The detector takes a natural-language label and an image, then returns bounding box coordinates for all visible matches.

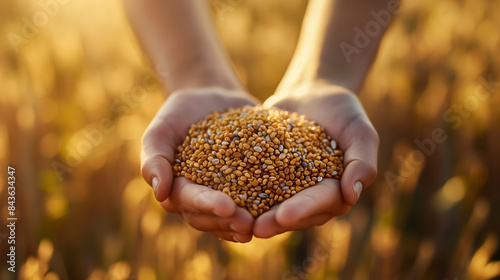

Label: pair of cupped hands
[141,82,379,242]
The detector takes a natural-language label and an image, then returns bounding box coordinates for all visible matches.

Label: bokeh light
[1,0,499,279]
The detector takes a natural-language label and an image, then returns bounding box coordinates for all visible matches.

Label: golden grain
[173,106,343,217]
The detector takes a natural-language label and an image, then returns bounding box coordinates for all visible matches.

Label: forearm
[279,0,398,93]
[124,0,243,93]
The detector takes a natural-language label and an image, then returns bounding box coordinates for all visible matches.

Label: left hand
[253,82,379,238]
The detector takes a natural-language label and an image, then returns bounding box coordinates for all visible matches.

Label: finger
[166,177,237,218]
[180,207,254,234]
[142,91,258,202]
[282,214,332,232]
[252,206,279,238]
[253,180,349,238]
[141,113,180,202]
[274,179,349,226]
[340,117,379,205]
[141,154,173,202]
[263,94,299,112]
[160,198,181,213]
[211,231,253,243]
[253,210,333,239]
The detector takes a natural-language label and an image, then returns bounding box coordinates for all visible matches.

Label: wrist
[155,48,245,94]
[161,66,244,94]
[275,72,356,98]
[276,57,362,95]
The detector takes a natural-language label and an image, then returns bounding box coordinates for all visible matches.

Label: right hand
[141,87,260,242]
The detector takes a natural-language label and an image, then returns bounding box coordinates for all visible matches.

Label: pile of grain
[173,106,343,217]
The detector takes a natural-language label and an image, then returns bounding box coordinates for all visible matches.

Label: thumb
[339,119,379,206]
[141,120,179,202]
[141,154,174,202]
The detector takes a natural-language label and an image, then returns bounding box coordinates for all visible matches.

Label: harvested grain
[173,106,344,217]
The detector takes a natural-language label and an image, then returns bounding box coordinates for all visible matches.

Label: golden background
[0,0,499,279]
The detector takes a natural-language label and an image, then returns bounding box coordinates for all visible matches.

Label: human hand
[253,83,379,238]
[141,87,260,242]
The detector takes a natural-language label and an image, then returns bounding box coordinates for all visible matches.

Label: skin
[125,0,393,241]
[141,88,258,242]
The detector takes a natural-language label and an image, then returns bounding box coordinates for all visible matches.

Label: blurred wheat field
[0,0,499,279]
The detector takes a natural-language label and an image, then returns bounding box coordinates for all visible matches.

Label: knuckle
[161,200,179,213]
[360,123,379,144]
[141,154,170,174]
[350,118,379,145]
[368,127,380,147]
[181,211,194,223]
[140,156,158,179]
[193,192,210,207]
[327,203,350,216]
[141,125,157,144]
[365,162,378,183]
[338,205,351,216]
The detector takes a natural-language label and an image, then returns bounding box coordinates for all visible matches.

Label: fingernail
[232,236,239,243]
[229,223,238,232]
[213,209,223,217]
[353,181,363,202]
[152,177,159,197]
